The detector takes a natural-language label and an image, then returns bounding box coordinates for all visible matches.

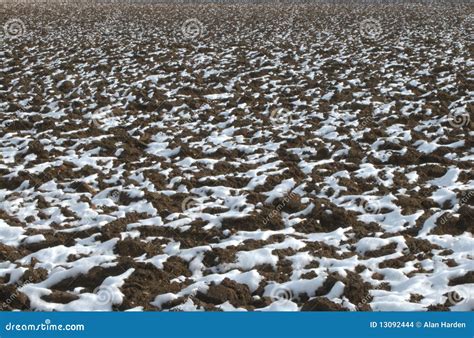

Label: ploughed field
[0,3,473,311]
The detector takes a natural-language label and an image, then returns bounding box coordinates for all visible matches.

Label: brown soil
[301,297,348,311]
[1,2,471,312]
[195,278,252,308]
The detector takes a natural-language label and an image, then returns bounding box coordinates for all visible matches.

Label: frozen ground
[0,2,473,311]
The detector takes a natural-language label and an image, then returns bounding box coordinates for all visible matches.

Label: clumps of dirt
[0,243,22,262]
[1,2,472,313]
[117,191,142,206]
[221,208,285,231]
[426,303,451,311]
[51,260,135,292]
[362,243,398,258]
[41,291,79,304]
[163,256,192,278]
[202,247,238,268]
[303,241,352,260]
[114,239,147,257]
[372,272,385,280]
[0,285,30,310]
[378,254,414,269]
[301,297,347,311]
[416,164,448,180]
[455,205,474,233]
[19,229,94,253]
[119,261,185,311]
[143,192,192,218]
[314,271,373,310]
[404,236,441,259]
[314,146,331,160]
[70,181,97,194]
[195,278,252,308]
[158,296,189,310]
[20,267,49,285]
[113,238,163,258]
[408,293,423,304]
[270,193,305,213]
[254,259,293,284]
[58,80,74,93]
[448,271,474,286]
[133,221,222,249]
[51,257,191,310]
[314,272,345,296]
[178,222,223,248]
[337,177,364,195]
[0,210,25,228]
[27,140,49,160]
[342,271,373,310]
[395,195,438,215]
[98,213,149,241]
[301,271,318,279]
[295,198,381,237]
[431,205,474,236]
